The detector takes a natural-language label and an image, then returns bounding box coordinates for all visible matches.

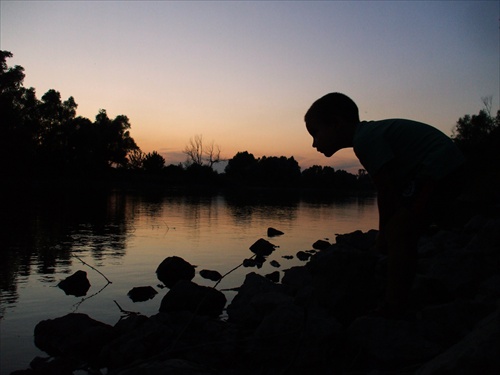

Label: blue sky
[1,1,498,172]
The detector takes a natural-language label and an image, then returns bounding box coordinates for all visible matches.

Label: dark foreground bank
[11,212,500,375]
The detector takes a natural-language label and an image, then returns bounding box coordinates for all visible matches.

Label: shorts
[399,166,464,220]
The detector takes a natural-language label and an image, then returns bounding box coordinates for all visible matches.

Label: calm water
[0,189,378,374]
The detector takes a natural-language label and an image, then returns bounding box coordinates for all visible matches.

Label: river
[0,188,378,374]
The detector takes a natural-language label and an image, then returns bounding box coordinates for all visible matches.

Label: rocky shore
[12,213,500,375]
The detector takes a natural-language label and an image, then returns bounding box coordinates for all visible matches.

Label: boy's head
[305,92,359,157]
[305,92,360,125]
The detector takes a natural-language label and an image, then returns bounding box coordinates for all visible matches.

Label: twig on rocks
[213,255,254,289]
[114,300,140,317]
[73,255,113,284]
[72,281,111,312]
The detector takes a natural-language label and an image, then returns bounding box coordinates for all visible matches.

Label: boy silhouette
[305,92,464,317]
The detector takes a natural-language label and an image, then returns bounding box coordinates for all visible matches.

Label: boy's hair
[305,92,360,125]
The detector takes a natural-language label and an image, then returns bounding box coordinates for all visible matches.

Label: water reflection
[1,188,378,374]
[225,190,300,225]
[1,189,378,314]
[1,188,131,310]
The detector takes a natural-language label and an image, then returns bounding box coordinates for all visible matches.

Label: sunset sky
[1,1,499,172]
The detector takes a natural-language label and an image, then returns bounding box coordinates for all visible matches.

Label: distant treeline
[1,50,499,194]
[114,153,374,192]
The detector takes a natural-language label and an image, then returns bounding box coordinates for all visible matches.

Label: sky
[1,1,499,173]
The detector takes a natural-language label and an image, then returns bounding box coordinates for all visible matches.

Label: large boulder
[227,272,290,327]
[306,247,380,324]
[346,316,444,371]
[100,314,175,370]
[417,307,500,375]
[34,313,115,366]
[109,358,217,375]
[156,256,195,288]
[159,280,226,317]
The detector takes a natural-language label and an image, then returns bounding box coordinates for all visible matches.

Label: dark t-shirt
[353,119,464,182]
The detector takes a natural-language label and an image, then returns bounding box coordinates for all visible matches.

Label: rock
[335,229,378,251]
[249,238,277,257]
[127,286,158,302]
[242,257,264,268]
[312,239,331,250]
[101,314,174,370]
[292,307,343,371]
[34,313,115,366]
[420,299,496,345]
[199,269,222,282]
[417,308,500,375]
[17,222,500,375]
[110,358,217,375]
[463,214,489,233]
[265,271,280,283]
[347,316,443,370]
[267,227,284,237]
[156,256,195,288]
[412,275,454,307]
[57,270,91,297]
[29,356,74,375]
[159,280,226,317]
[227,272,289,327]
[296,250,311,261]
[307,247,380,324]
[249,303,304,362]
[270,260,281,268]
[243,258,256,267]
[282,266,313,292]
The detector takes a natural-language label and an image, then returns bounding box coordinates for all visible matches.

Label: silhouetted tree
[254,156,300,186]
[128,149,146,170]
[205,140,222,168]
[357,168,374,190]
[183,134,223,168]
[185,163,219,185]
[93,110,138,170]
[183,134,204,166]
[164,163,185,182]
[36,89,78,174]
[0,51,36,176]
[452,107,499,156]
[452,102,500,198]
[226,154,300,187]
[143,151,165,173]
[0,51,140,179]
[301,165,336,187]
[333,169,358,190]
[225,151,258,182]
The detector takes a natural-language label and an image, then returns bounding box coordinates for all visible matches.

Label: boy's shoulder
[357,118,445,139]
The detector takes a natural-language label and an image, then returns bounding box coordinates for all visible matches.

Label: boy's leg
[383,207,420,314]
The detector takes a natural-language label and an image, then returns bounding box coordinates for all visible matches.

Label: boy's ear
[333,116,344,130]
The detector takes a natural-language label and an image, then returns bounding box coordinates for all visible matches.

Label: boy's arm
[372,161,399,253]
[372,161,399,228]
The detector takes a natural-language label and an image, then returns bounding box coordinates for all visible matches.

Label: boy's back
[354,119,464,184]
